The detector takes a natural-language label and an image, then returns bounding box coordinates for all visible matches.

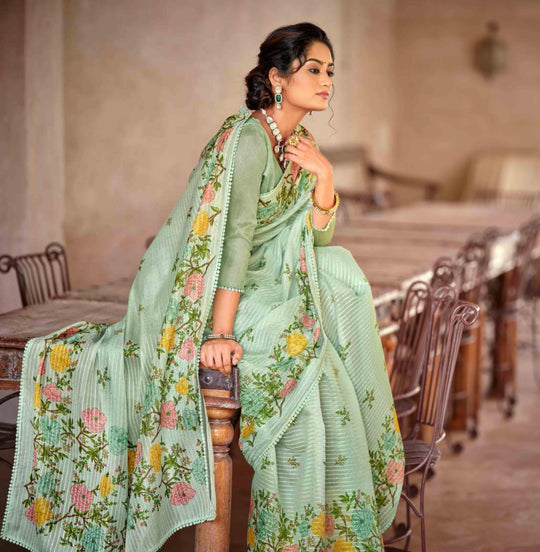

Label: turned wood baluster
[195,366,241,552]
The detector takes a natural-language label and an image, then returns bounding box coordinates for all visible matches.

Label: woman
[2,22,404,552]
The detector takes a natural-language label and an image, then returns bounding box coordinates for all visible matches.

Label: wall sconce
[474,21,508,79]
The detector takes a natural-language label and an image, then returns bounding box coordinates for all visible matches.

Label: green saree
[1,104,404,552]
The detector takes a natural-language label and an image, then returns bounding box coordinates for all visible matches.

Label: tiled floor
[1,307,539,551]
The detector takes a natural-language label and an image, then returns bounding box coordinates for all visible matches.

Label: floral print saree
[1,104,404,552]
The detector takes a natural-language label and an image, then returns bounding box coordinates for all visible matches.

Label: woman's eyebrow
[305,58,335,68]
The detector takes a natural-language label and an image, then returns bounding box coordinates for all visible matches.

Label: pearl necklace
[260,108,287,165]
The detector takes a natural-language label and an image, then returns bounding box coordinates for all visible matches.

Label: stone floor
[1,306,539,551]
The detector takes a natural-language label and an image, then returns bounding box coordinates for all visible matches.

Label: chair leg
[532,299,540,387]
[404,474,412,551]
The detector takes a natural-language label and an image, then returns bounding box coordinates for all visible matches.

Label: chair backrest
[430,256,463,294]
[412,285,479,445]
[461,150,540,208]
[455,232,492,302]
[390,280,432,400]
[514,214,540,299]
[0,242,70,307]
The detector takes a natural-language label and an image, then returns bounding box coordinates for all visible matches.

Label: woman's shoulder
[237,116,269,154]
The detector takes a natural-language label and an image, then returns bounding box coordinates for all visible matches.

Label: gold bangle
[311,188,339,215]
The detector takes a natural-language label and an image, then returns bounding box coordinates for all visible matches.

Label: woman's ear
[268,67,283,89]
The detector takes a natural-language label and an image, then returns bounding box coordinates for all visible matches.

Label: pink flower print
[160,401,178,429]
[41,383,62,402]
[386,460,405,485]
[216,128,232,152]
[249,498,254,518]
[178,337,196,361]
[202,183,215,203]
[184,273,204,300]
[82,407,107,433]
[57,326,79,339]
[170,481,196,505]
[70,483,93,511]
[313,327,320,342]
[325,513,335,536]
[283,546,299,552]
[279,379,297,398]
[301,313,315,329]
[299,248,307,272]
[37,358,45,376]
[24,503,35,524]
[134,441,142,466]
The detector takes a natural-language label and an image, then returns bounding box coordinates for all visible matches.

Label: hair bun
[245,68,274,111]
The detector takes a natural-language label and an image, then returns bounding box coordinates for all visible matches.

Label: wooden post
[490,269,518,416]
[195,367,241,552]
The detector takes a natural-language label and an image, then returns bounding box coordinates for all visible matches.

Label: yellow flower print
[247,526,255,547]
[33,497,53,526]
[311,512,326,538]
[175,377,189,395]
[160,325,175,351]
[332,537,355,552]
[241,420,254,439]
[286,332,308,356]
[99,474,114,497]
[34,383,41,409]
[149,443,162,471]
[127,449,136,473]
[192,211,209,236]
[393,409,400,434]
[50,344,71,373]
[305,210,312,231]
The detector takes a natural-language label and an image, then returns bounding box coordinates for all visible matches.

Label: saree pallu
[1,104,404,552]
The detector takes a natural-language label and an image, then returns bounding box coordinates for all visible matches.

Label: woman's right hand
[199,338,243,376]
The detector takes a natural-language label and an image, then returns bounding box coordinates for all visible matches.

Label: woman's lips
[317,92,329,98]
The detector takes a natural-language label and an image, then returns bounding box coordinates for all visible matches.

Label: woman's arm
[211,288,241,334]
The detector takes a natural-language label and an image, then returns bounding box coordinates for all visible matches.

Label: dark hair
[245,22,335,110]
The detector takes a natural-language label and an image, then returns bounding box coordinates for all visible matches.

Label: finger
[223,352,231,373]
[214,351,222,370]
[220,351,231,374]
[199,350,206,368]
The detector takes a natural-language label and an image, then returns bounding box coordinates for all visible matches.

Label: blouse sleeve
[216,124,267,293]
[311,209,336,246]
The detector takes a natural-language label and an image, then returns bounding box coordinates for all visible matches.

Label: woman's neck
[259,104,307,141]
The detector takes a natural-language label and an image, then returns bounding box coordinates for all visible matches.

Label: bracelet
[205,333,236,341]
[311,188,340,215]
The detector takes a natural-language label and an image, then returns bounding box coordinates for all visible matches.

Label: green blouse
[216,116,336,293]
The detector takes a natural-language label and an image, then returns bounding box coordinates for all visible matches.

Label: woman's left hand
[283,136,333,180]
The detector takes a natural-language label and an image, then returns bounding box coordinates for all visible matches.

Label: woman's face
[277,41,334,113]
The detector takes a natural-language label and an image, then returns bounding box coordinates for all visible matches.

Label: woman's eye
[309,68,335,77]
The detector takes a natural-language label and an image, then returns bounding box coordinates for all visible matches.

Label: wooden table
[0,200,537,551]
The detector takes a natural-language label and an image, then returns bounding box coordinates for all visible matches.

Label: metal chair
[0,241,71,307]
[0,242,71,466]
[384,285,480,552]
[390,280,432,431]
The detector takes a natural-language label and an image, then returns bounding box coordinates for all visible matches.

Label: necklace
[260,108,288,167]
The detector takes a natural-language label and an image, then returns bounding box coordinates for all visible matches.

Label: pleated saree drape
[2,104,404,552]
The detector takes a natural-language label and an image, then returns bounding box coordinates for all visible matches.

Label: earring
[274,85,282,110]
[309,111,313,115]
